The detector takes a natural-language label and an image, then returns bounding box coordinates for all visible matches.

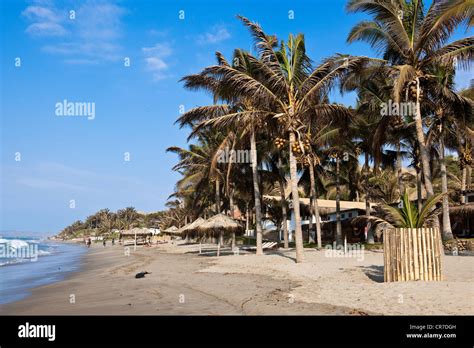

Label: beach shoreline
[1,242,473,315]
[0,239,88,305]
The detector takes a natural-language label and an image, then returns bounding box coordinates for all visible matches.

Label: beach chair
[241,241,278,251]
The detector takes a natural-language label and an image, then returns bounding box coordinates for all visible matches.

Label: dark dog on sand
[135,271,151,279]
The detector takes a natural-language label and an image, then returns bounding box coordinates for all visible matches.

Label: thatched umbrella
[449,204,474,218]
[179,218,205,238]
[162,226,179,234]
[195,214,244,256]
[177,217,206,253]
[120,228,152,250]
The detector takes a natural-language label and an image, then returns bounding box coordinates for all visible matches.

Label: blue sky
[1,0,472,234]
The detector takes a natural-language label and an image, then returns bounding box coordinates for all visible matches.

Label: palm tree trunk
[364,153,370,216]
[396,143,403,196]
[245,203,250,230]
[289,131,305,263]
[229,187,236,249]
[308,196,314,244]
[414,77,434,197]
[250,126,263,255]
[416,166,423,212]
[467,165,472,190]
[335,157,342,245]
[461,166,467,204]
[215,178,221,214]
[309,158,322,248]
[278,176,289,248]
[440,135,454,240]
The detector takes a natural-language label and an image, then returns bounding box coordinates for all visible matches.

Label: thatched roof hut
[162,226,179,235]
[179,218,205,238]
[120,227,152,237]
[188,214,244,240]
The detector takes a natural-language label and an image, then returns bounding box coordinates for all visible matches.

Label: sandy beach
[1,242,473,315]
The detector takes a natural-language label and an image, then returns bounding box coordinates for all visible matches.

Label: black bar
[0,315,472,346]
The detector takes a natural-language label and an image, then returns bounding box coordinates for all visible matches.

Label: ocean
[0,236,87,305]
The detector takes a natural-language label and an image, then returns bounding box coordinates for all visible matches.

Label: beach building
[262,195,376,243]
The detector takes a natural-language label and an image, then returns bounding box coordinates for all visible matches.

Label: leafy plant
[382,191,444,228]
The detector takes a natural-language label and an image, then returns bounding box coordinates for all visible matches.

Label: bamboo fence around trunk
[383,228,442,282]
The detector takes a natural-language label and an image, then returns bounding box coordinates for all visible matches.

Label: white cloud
[25,22,67,37]
[142,43,173,81]
[197,26,231,45]
[22,4,67,37]
[76,2,125,41]
[23,0,126,64]
[145,57,167,70]
[22,5,61,22]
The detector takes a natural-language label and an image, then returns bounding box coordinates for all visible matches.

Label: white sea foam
[37,250,52,256]
[0,239,54,266]
[0,239,29,249]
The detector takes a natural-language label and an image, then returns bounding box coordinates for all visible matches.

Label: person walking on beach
[103,239,106,247]
[87,238,91,248]
[112,238,115,246]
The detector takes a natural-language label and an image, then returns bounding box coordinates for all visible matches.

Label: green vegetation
[57,207,164,240]
[382,191,445,228]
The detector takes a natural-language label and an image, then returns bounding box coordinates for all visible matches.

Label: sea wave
[37,250,53,256]
[0,238,31,249]
[0,238,56,267]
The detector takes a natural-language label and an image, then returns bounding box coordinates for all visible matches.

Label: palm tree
[264,151,291,248]
[167,129,227,218]
[305,125,341,247]
[98,209,115,235]
[116,207,139,230]
[425,65,473,239]
[183,17,362,262]
[456,82,474,204]
[179,50,269,255]
[347,0,473,199]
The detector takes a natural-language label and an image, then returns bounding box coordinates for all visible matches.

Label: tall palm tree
[456,82,474,203]
[264,151,291,248]
[179,50,269,255]
[305,125,341,247]
[425,65,473,239]
[180,17,362,262]
[347,0,473,199]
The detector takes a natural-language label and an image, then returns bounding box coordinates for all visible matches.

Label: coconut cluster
[274,137,286,149]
